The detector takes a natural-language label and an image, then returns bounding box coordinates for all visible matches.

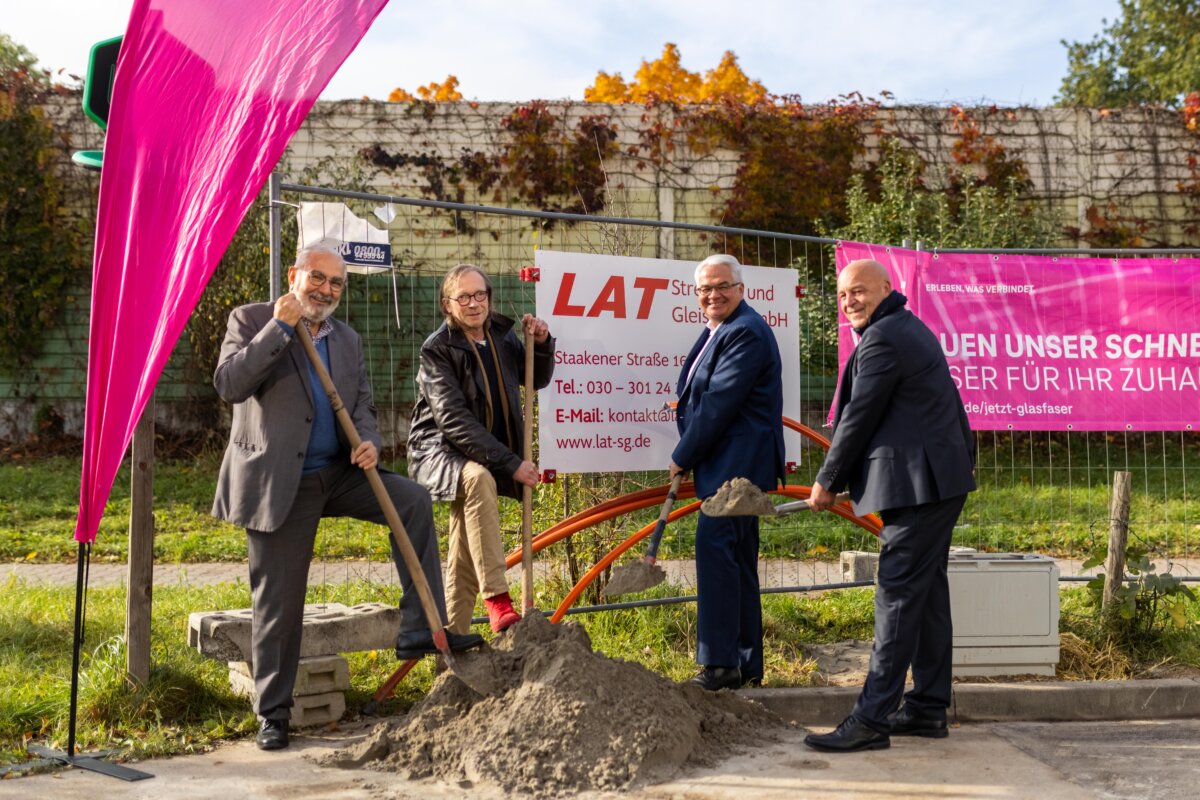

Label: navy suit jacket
[815,296,975,515]
[673,299,786,499]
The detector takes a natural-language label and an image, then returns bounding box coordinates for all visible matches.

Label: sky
[4,0,1120,106]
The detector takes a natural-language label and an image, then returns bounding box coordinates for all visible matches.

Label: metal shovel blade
[442,646,508,696]
[602,558,667,597]
[700,477,784,517]
[699,478,852,517]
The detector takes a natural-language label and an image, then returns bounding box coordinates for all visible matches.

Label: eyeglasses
[448,290,489,306]
[304,270,346,291]
[696,281,742,297]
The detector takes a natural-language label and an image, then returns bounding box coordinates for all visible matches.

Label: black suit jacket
[816,295,975,515]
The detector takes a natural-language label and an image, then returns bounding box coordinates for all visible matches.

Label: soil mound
[313,613,781,797]
[700,477,777,517]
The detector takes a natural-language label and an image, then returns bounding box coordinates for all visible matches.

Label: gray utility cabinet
[948,553,1060,677]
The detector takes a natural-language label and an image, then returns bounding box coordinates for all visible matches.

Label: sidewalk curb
[742,678,1200,726]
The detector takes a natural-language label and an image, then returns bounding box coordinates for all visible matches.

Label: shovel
[295,323,498,694]
[700,477,851,517]
[521,327,536,615]
[602,473,682,597]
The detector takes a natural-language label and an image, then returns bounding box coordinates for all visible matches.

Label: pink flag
[76,0,388,542]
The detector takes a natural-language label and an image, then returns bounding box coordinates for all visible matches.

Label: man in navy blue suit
[805,258,976,753]
[671,254,786,691]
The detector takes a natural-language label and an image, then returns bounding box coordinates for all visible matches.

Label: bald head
[837,259,893,329]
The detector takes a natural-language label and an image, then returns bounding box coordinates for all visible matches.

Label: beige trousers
[445,461,510,633]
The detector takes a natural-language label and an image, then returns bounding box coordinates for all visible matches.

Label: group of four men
[213,245,974,756]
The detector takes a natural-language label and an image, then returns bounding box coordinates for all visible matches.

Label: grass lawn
[3,442,1198,769]
[4,443,1200,565]
[1,577,1196,769]
[0,578,871,767]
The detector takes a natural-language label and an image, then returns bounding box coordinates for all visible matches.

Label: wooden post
[125,395,155,684]
[1102,470,1131,613]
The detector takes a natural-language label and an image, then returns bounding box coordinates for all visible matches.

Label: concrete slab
[7,719,1196,800]
[187,603,400,662]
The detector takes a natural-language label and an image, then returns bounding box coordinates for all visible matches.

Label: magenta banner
[76,0,388,543]
[835,242,1200,431]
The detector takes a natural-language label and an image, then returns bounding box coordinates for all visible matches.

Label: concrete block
[290,691,346,728]
[840,551,879,583]
[188,602,400,662]
[228,655,350,698]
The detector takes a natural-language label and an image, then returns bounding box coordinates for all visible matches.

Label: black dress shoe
[889,705,949,738]
[395,629,485,660]
[688,666,741,691]
[804,716,890,753]
[256,718,289,751]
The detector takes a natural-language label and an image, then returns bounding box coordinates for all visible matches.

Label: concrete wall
[6,97,1197,441]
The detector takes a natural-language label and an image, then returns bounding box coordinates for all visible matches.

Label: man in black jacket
[408,264,555,633]
[804,258,976,753]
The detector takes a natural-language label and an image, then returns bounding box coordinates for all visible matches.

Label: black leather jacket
[407,313,555,501]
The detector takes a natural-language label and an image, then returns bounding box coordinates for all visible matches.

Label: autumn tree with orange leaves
[584,43,766,104]
[388,75,462,102]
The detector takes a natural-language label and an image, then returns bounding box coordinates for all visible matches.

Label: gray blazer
[210,302,381,532]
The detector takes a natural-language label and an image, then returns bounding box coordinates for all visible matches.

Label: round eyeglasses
[449,290,489,305]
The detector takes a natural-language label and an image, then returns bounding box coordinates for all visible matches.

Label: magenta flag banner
[835,241,1200,432]
[75,0,388,543]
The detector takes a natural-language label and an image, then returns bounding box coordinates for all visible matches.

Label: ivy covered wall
[5,94,1199,443]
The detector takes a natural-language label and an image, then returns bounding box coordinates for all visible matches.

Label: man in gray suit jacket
[212,244,481,751]
[805,258,975,753]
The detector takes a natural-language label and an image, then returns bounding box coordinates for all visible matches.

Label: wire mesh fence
[277,181,1200,609]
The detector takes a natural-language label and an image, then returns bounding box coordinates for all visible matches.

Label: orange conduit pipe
[550,500,702,623]
[501,412,881,614]
[549,485,880,622]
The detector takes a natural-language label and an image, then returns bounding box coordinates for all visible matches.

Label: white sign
[535,250,802,474]
[298,202,392,274]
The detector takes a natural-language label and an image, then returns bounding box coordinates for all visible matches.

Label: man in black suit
[672,254,786,691]
[804,258,975,753]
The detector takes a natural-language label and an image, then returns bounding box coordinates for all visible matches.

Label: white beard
[296,289,339,322]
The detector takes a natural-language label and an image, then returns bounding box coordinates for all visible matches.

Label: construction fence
[274,181,1200,602]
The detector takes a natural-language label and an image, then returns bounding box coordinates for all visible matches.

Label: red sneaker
[483,592,520,633]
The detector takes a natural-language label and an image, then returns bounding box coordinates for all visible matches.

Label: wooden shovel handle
[521,328,535,613]
[295,323,448,654]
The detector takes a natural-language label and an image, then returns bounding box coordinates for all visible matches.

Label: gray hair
[294,242,346,273]
[440,263,494,327]
[695,253,743,284]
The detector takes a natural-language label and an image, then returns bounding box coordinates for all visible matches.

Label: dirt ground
[309,613,783,798]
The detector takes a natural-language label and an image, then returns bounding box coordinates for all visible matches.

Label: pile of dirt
[699,477,777,517]
[312,613,782,797]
